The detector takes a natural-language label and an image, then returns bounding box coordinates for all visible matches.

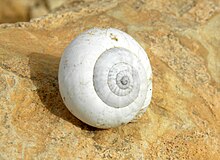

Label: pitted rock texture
[0,0,220,159]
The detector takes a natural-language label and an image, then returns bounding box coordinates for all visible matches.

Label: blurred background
[0,0,68,23]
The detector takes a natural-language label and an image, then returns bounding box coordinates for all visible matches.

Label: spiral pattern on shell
[93,47,142,108]
[58,28,152,128]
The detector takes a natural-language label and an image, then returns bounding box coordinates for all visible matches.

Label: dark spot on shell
[110,33,118,41]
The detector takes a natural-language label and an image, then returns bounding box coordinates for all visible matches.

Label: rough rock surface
[0,0,220,159]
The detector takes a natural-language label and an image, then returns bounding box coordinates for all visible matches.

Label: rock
[29,0,49,19]
[0,0,220,159]
[46,0,68,10]
[0,0,30,23]
[0,0,68,23]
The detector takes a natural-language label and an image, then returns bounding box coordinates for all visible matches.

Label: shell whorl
[93,47,145,108]
[59,28,152,128]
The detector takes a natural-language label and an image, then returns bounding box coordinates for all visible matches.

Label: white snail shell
[58,28,152,128]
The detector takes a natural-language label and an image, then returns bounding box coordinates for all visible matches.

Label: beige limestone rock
[0,0,220,159]
[0,0,30,23]
[0,0,68,23]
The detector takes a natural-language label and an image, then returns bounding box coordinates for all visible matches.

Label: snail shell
[58,28,152,128]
